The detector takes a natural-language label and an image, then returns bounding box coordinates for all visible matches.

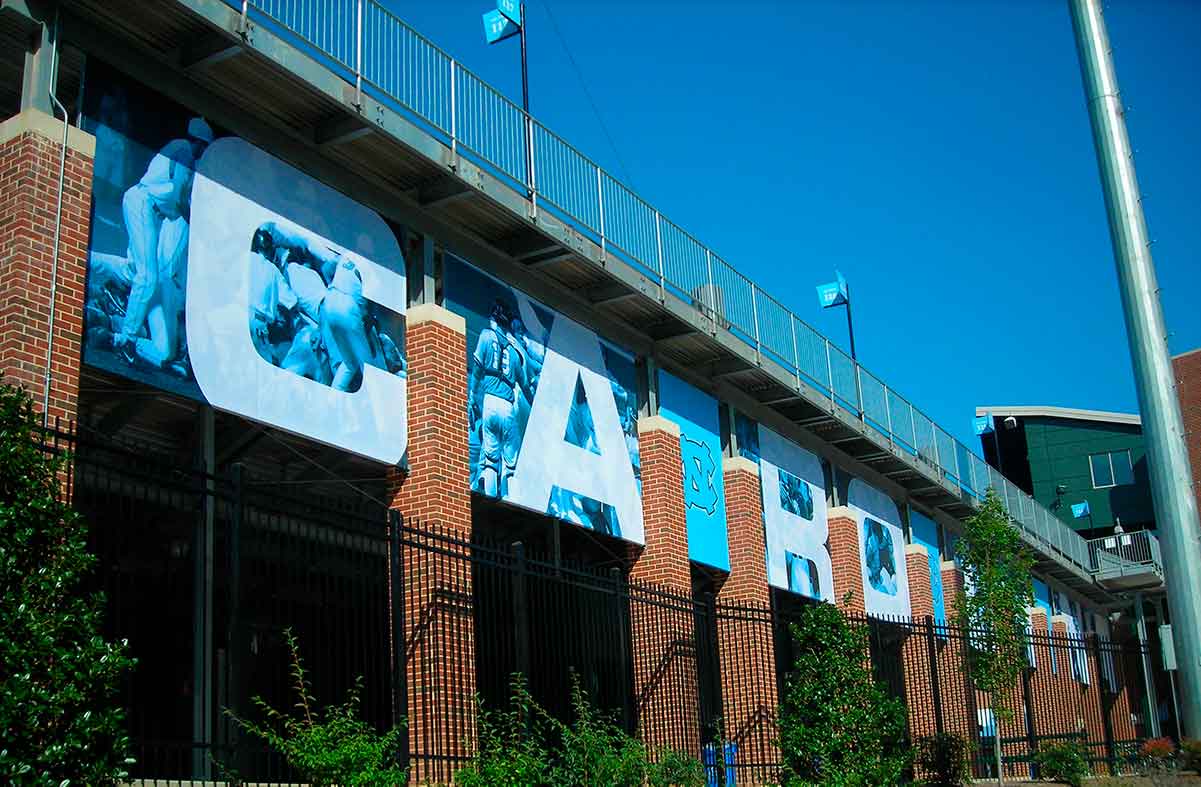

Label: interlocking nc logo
[681,435,718,515]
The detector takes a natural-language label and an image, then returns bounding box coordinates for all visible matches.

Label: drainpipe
[42,9,69,428]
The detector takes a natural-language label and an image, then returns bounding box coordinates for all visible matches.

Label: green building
[975,406,1154,538]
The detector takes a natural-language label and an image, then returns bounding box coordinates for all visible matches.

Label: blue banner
[909,509,946,624]
[847,478,910,617]
[658,372,728,571]
[444,255,643,544]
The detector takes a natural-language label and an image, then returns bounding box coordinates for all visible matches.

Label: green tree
[776,598,909,786]
[954,489,1035,785]
[0,383,135,784]
[226,629,407,786]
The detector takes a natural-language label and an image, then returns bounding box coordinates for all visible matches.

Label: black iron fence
[40,421,1162,785]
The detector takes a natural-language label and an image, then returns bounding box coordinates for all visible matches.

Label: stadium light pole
[1068,0,1201,737]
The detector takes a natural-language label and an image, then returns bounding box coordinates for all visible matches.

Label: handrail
[1087,531,1164,578]
[230,0,1104,579]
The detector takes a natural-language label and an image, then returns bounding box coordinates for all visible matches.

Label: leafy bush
[226,629,406,786]
[648,746,706,787]
[0,383,136,785]
[456,673,704,787]
[776,597,909,786]
[1180,738,1201,772]
[1139,736,1176,770]
[1033,739,1090,787]
[914,733,972,786]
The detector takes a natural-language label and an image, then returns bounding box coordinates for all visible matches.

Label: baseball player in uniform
[469,302,527,497]
[113,117,213,356]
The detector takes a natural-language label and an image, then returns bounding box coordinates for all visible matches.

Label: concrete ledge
[940,559,958,571]
[406,302,465,334]
[1050,613,1071,627]
[0,108,95,156]
[904,542,929,558]
[722,455,759,477]
[637,414,680,437]
[827,505,854,519]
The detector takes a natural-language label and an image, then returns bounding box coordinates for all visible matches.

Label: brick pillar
[827,506,865,614]
[938,562,975,750]
[717,456,777,784]
[1051,615,1084,741]
[387,303,475,783]
[902,544,940,761]
[0,109,94,424]
[629,414,700,757]
[1028,609,1060,741]
[1173,349,1201,516]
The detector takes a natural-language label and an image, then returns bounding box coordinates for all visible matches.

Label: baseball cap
[187,117,214,143]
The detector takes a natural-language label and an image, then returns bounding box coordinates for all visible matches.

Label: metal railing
[1087,531,1164,579]
[231,0,1103,578]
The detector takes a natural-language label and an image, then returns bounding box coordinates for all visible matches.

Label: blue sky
[386,0,1199,450]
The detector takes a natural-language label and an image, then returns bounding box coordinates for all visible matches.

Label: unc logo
[681,435,718,515]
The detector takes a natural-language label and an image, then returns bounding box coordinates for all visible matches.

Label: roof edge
[974,405,1141,427]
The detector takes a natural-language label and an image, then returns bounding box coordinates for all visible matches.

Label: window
[1090,450,1134,488]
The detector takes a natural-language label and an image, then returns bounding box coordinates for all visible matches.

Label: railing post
[932,424,943,480]
[654,211,665,300]
[511,541,530,679]
[824,338,835,412]
[968,450,977,497]
[239,0,249,36]
[611,567,632,733]
[884,384,893,448]
[354,0,364,109]
[750,285,761,362]
[909,405,918,457]
[789,313,801,390]
[854,361,864,421]
[449,59,458,161]
[388,509,409,770]
[526,116,538,220]
[925,615,944,735]
[705,249,717,335]
[597,166,605,261]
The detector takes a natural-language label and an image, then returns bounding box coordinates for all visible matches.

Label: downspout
[42,8,69,428]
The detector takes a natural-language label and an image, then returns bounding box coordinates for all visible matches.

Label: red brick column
[1051,615,1085,741]
[1174,349,1201,516]
[0,110,94,424]
[717,456,777,783]
[828,506,865,615]
[387,303,475,783]
[902,544,940,757]
[938,562,976,750]
[629,414,701,758]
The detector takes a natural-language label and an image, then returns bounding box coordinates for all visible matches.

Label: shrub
[0,383,136,785]
[648,747,706,787]
[914,733,972,786]
[1180,738,1201,772]
[776,597,909,786]
[456,673,704,787]
[226,629,406,786]
[1034,739,1090,787]
[1139,736,1176,770]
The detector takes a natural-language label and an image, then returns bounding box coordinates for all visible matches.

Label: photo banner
[736,414,832,602]
[847,478,910,617]
[908,509,946,623]
[81,60,408,464]
[658,372,728,571]
[444,255,643,544]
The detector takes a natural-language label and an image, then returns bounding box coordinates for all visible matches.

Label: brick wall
[717,456,777,781]
[828,506,865,614]
[0,110,94,424]
[386,303,475,782]
[1174,348,1201,515]
[936,562,976,749]
[629,414,701,756]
